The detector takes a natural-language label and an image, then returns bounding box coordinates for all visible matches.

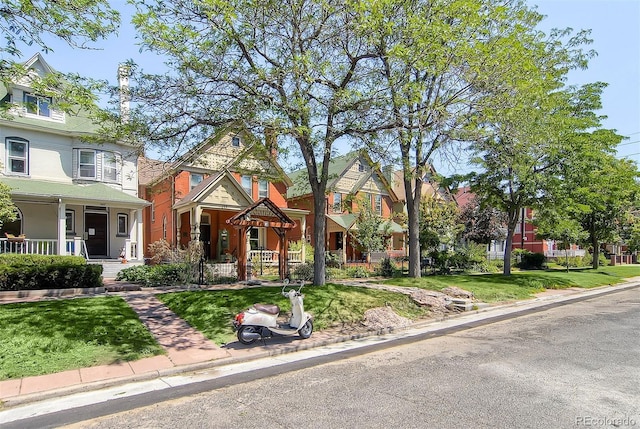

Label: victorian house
[139,125,309,275]
[0,54,148,262]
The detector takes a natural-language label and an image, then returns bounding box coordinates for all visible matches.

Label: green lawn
[156,284,430,345]
[0,296,164,380]
[384,265,640,302]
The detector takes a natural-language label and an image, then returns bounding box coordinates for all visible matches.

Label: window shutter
[72,149,78,179]
[96,151,103,181]
[116,153,122,184]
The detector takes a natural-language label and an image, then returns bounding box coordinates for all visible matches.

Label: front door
[85,212,108,258]
[200,224,211,260]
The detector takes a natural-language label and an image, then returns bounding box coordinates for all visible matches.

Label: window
[241,175,252,197]
[103,153,118,182]
[117,213,129,236]
[258,179,268,198]
[249,228,261,250]
[6,138,28,174]
[190,173,204,190]
[24,93,51,117]
[232,136,241,147]
[358,162,365,172]
[162,215,167,239]
[65,210,75,234]
[374,194,382,214]
[79,150,96,178]
[151,201,155,222]
[333,193,342,213]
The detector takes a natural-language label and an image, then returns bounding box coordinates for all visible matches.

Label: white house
[0,53,148,261]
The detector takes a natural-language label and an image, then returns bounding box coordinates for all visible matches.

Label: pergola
[226,197,297,281]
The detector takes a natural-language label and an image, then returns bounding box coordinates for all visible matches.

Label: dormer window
[24,93,51,117]
[232,136,241,147]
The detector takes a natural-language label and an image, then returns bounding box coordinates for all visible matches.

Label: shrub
[292,262,314,281]
[346,265,370,278]
[581,252,609,267]
[378,257,397,277]
[117,263,193,287]
[0,254,86,266]
[0,263,102,291]
[449,243,488,272]
[518,252,546,270]
[325,252,341,268]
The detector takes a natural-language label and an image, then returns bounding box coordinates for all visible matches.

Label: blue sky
[30,0,640,168]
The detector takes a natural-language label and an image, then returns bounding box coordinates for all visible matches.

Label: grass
[0,296,164,380]
[156,284,430,345]
[384,265,640,302]
[3,264,639,380]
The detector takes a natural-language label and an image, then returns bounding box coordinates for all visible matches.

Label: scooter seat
[254,303,280,315]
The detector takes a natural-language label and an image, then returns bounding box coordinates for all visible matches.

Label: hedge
[0,255,102,291]
[0,254,87,266]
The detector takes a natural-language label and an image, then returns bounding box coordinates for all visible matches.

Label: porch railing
[545,249,586,258]
[0,238,58,255]
[247,249,304,266]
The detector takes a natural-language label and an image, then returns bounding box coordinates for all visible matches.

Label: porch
[0,237,140,261]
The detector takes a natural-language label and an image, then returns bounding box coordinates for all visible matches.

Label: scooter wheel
[298,319,313,339]
[237,326,259,345]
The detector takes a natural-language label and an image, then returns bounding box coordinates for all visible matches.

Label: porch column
[191,206,202,242]
[237,227,247,280]
[57,200,66,255]
[136,208,144,261]
[300,215,306,262]
[342,228,347,264]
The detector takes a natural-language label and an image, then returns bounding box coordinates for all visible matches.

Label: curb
[2,279,639,410]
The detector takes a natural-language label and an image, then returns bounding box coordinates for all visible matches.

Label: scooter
[233,281,313,345]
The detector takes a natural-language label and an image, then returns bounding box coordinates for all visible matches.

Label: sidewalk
[1,278,639,408]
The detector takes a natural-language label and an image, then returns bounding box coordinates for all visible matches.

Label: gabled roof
[144,123,292,188]
[287,150,398,201]
[227,198,296,229]
[0,176,149,208]
[173,170,254,210]
[0,53,102,136]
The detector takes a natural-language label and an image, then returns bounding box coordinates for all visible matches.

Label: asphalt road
[43,286,639,429]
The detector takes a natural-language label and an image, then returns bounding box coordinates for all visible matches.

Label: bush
[518,252,546,270]
[292,262,314,281]
[378,257,397,277]
[116,263,193,287]
[449,243,488,272]
[325,252,341,268]
[346,265,370,278]
[580,252,609,267]
[0,263,102,291]
[0,254,87,266]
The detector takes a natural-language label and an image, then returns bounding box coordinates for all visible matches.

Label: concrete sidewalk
[1,278,639,408]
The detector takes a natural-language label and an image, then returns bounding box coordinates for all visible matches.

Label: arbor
[121,0,380,285]
[354,0,588,277]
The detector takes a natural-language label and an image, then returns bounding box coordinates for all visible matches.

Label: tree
[458,196,507,246]
[117,0,380,285]
[469,81,608,275]
[0,182,17,227]
[0,0,119,221]
[535,215,588,272]
[542,135,639,269]
[0,0,119,117]
[353,0,591,277]
[349,198,389,264]
[419,195,461,254]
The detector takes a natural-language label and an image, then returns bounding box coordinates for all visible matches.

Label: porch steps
[89,260,143,279]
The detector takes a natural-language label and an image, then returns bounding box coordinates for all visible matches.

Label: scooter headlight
[234,313,244,327]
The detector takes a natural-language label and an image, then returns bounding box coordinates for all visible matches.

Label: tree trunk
[591,235,600,270]
[503,208,520,276]
[312,193,327,285]
[405,175,422,278]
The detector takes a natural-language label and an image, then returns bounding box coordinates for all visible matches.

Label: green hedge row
[0,254,87,266]
[0,255,103,291]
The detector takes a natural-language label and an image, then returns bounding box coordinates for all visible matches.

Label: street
[19,287,640,428]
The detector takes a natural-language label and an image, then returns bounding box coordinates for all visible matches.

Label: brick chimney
[265,126,277,158]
